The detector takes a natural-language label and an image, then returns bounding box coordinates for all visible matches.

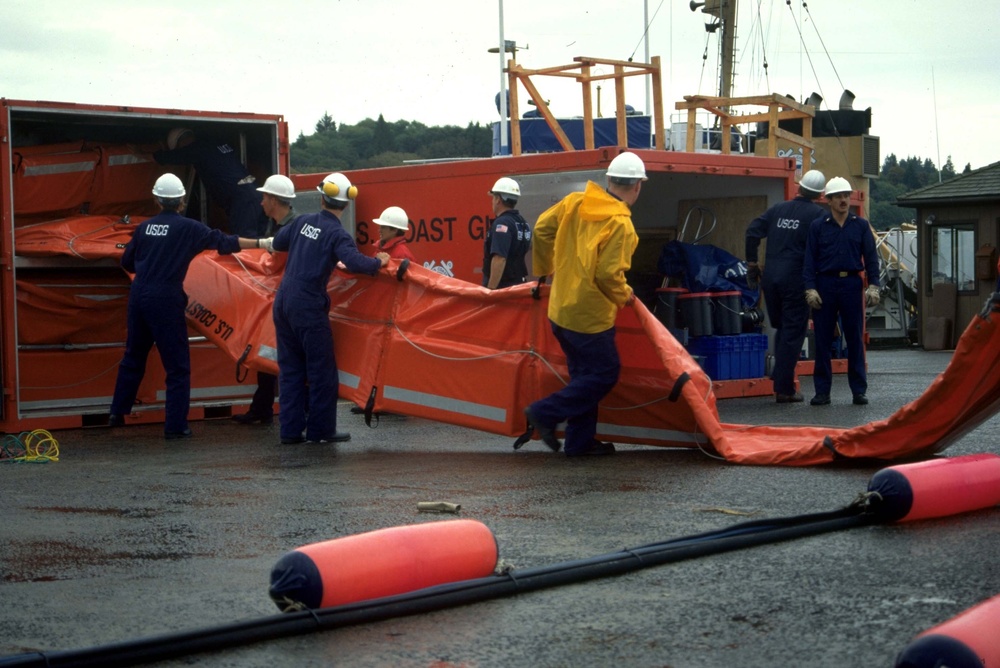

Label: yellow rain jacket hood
[533,180,639,333]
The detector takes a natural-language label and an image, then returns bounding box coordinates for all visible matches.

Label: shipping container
[0,98,289,431]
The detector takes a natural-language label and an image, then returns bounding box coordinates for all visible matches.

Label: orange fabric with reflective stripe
[13,143,99,219]
[324,265,714,445]
[15,276,130,345]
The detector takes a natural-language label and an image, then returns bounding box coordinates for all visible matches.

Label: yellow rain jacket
[533,181,639,334]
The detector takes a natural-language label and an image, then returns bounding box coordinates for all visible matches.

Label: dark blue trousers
[111,288,191,433]
[228,185,267,237]
[274,291,339,442]
[812,274,867,397]
[248,372,277,417]
[529,323,620,455]
[761,268,809,395]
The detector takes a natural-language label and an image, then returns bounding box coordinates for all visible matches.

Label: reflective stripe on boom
[384,385,507,423]
[23,161,98,175]
[107,154,151,166]
[597,421,709,445]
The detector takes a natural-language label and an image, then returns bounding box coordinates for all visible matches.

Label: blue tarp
[491,116,652,156]
[657,240,760,308]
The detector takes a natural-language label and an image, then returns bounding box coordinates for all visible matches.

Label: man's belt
[237,175,256,186]
[821,271,852,278]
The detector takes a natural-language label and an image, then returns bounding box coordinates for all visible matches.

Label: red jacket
[379,236,415,261]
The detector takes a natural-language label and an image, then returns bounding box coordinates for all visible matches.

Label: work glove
[865,284,880,307]
[257,237,275,254]
[805,289,822,310]
[746,262,761,290]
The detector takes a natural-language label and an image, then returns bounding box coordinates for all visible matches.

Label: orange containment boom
[17,218,1000,466]
[15,214,142,260]
[895,592,1000,667]
[269,519,499,611]
[181,256,1000,466]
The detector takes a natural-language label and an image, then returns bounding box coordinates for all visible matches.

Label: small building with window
[896,161,1000,349]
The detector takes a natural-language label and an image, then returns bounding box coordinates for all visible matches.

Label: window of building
[929,221,976,293]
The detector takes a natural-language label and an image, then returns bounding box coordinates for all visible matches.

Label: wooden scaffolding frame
[674,93,816,165]
[504,56,666,156]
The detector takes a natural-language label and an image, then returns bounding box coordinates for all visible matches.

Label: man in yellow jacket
[525,152,646,456]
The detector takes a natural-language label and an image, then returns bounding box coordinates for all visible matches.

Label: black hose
[0,507,873,668]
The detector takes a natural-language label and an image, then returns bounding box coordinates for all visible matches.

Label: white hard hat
[166,128,193,150]
[152,173,186,198]
[257,174,296,200]
[489,177,521,199]
[799,169,827,195]
[607,151,648,180]
[824,176,853,197]
[373,206,410,231]
[317,172,357,202]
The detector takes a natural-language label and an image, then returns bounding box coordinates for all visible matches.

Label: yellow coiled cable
[0,429,60,463]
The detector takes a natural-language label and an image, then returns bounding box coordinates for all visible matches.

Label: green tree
[870,178,915,229]
[868,153,951,229]
[394,120,429,153]
[901,158,922,191]
[290,114,493,172]
[941,156,956,181]
[373,114,395,155]
[339,123,376,161]
[315,112,336,134]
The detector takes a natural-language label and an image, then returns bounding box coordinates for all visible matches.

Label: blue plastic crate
[742,333,767,379]
[687,335,737,380]
[687,333,768,380]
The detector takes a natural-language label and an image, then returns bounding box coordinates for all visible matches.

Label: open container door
[0,98,288,431]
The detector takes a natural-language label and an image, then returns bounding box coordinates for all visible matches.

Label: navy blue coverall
[243,208,298,421]
[271,209,381,442]
[745,196,826,395]
[803,212,880,398]
[482,209,532,288]
[111,211,241,434]
[154,140,267,237]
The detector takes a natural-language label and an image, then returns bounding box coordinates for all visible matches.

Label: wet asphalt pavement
[1,348,998,668]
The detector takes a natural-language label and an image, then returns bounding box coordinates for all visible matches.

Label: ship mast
[691,0,738,103]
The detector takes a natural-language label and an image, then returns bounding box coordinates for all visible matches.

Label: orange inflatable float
[896,592,1000,667]
[269,519,499,611]
[867,453,1000,523]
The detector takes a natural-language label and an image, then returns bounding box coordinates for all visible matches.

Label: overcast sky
[4,0,998,172]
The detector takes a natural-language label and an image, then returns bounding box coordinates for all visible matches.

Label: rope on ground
[0,430,60,463]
